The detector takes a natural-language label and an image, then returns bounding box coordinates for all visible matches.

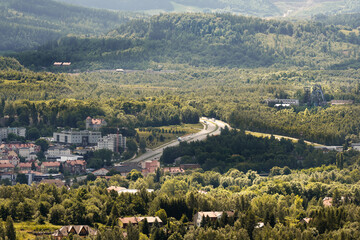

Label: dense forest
[161,128,341,173]
[0,0,143,52]
[13,13,360,71]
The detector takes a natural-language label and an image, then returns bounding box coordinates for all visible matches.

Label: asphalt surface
[128,117,230,163]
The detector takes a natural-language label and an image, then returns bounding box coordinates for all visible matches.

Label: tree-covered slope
[56,0,360,18]
[14,13,360,70]
[0,0,143,52]
[56,0,280,17]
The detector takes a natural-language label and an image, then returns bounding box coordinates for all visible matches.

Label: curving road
[128,117,230,163]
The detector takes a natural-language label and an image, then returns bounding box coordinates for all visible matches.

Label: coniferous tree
[5,216,16,240]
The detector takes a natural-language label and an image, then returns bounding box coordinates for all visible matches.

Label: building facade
[96,134,126,152]
[53,130,101,145]
[0,127,26,140]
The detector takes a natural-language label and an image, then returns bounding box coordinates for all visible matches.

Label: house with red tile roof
[85,116,107,130]
[64,160,86,174]
[0,163,15,173]
[40,162,60,173]
[119,216,162,228]
[17,162,38,171]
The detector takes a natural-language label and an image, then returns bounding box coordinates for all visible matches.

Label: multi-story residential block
[0,127,26,140]
[53,130,101,145]
[96,134,126,152]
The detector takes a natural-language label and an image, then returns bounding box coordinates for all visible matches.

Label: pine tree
[140,218,150,236]
[0,222,5,240]
[5,216,16,240]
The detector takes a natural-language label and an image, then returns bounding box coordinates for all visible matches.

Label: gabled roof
[0,163,15,168]
[66,160,86,166]
[18,162,38,168]
[52,225,97,237]
[40,179,65,188]
[42,162,60,167]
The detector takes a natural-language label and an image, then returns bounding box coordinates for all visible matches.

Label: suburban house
[351,143,360,151]
[163,167,184,174]
[40,162,60,173]
[40,179,65,188]
[299,217,312,224]
[52,225,97,239]
[0,163,15,173]
[330,100,354,105]
[17,162,38,171]
[64,160,86,174]
[92,168,110,176]
[141,160,160,176]
[193,211,234,227]
[112,164,142,177]
[323,197,333,207]
[119,216,163,228]
[85,116,107,130]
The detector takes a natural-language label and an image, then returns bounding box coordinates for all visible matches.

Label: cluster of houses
[0,142,87,185]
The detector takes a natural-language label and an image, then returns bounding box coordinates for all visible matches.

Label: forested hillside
[13,13,360,70]
[2,56,360,145]
[55,0,360,18]
[56,0,280,17]
[0,0,143,52]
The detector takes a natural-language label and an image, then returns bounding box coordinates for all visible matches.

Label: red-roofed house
[141,160,160,176]
[119,216,162,228]
[0,163,15,173]
[18,162,38,171]
[64,160,86,174]
[85,117,107,130]
[41,162,60,173]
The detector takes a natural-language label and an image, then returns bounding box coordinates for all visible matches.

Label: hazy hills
[0,0,143,52]
[55,0,360,18]
[13,13,360,71]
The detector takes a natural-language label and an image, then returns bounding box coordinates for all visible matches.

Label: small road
[128,117,229,163]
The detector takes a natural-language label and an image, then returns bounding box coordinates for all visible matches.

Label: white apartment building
[53,130,101,145]
[96,134,126,152]
[0,127,26,140]
[47,146,71,157]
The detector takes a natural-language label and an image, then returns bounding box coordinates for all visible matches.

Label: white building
[0,127,26,140]
[351,143,360,151]
[53,130,101,145]
[47,146,71,157]
[96,134,126,152]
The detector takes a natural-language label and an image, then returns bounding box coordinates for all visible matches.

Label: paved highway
[128,117,230,163]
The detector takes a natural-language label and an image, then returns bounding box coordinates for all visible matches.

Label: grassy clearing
[136,123,204,149]
[12,221,61,240]
[340,29,360,36]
